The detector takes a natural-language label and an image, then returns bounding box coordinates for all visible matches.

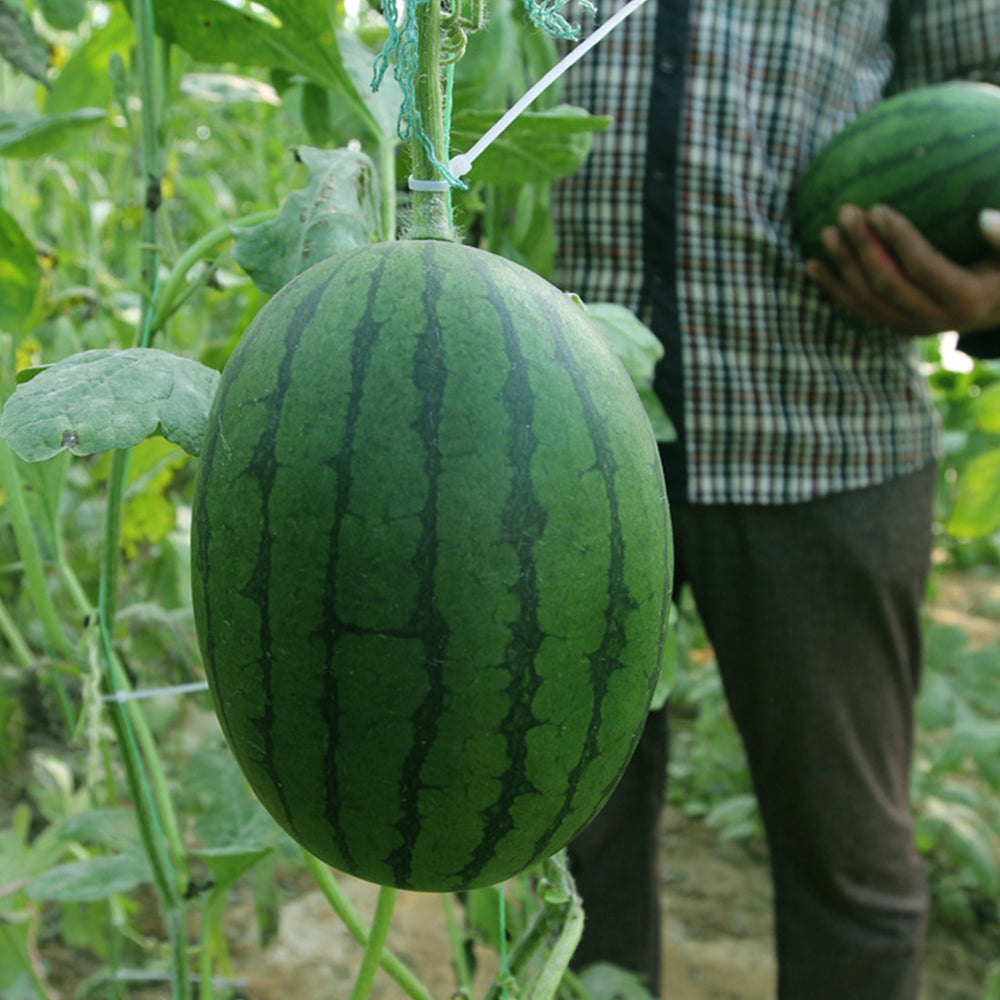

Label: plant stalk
[0,442,77,661]
[350,886,398,1000]
[408,0,456,241]
[92,2,192,997]
[303,853,436,1000]
[483,854,584,1000]
[150,209,278,332]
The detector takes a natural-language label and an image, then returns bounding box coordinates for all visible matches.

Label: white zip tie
[102,680,210,704]
[449,0,652,180]
[408,174,453,192]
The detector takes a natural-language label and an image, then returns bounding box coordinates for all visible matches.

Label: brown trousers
[569,464,935,1000]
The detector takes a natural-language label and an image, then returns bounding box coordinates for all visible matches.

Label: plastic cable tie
[408,174,452,192]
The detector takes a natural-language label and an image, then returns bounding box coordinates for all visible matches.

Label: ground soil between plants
[222,800,996,1000]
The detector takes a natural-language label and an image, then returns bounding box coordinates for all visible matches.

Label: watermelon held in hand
[190,238,672,892]
[795,81,1000,266]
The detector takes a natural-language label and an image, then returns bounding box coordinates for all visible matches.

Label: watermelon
[795,81,1000,266]
[191,238,672,892]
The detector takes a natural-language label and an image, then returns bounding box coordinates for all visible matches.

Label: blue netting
[522,0,594,39]
[373,0,596,187]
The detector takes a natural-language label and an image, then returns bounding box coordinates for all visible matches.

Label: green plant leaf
[0,207,39,333]
[179,71,281,106]
[946,448,1000,538]
[45,4,134,115]
[0,107,106,158]
[25,854,152,903]
[576,962,658,1000]
[451,105,611,185]
[282,30,402,150]
[586,302,676,443]
[36,0,86,31]
[0,0,48,85]
[195,846,272,898]
[55,809,144,856]
[146,0,378,136]
[233,145,380,294]
[0,348,220,461]
[180,748,292,853]
[973,381,1000,434]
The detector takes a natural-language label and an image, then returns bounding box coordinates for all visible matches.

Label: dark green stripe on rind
[449,247,550,888]
[384,241,453,887]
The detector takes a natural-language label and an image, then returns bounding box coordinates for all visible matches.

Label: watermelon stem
[408,0,458,242]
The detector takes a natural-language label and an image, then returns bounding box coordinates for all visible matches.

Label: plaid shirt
[551,0,1000,504]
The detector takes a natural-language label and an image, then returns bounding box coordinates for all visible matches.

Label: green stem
[92,2,193,997]
[349,886,398,1000]
[133,0,161,348]
[302,853,435,1000]
[0,443,77,661]
[149,209,278,332]
[441,893,473,993]
[379,137,398,242]
[0,594,34,667]
[409,0,456,241]
[483,854,583,1000]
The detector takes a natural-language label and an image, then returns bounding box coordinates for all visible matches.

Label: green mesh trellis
[372,0,591,188]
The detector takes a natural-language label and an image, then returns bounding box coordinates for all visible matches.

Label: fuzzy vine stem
[0,442,78,661]
[349,886,398,1000]
[408,0,457,241]
[483,853,584,1000]
[149,208,278,332]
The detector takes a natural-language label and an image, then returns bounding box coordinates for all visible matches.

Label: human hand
[803,205,1000,337]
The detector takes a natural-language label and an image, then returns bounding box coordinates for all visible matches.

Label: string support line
[102,680,210,704]
[448,0,651,181]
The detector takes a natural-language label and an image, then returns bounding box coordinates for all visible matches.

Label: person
[549,2,1000,998]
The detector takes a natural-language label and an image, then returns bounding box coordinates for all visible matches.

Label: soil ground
[225,802,997,1000]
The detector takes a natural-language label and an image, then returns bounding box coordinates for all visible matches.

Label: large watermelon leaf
[0,207,39,333]
[294,30,403,150]
[0,348,220,461]
[146,0,378,138]
[233,146,381,294]
[451,105,611,185]
[586,302,676,443]
[0,0,48,85]
[0,107,106,158]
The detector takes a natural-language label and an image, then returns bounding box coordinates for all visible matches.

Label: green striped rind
[795,82,1000,265]
[191,239,671,892]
